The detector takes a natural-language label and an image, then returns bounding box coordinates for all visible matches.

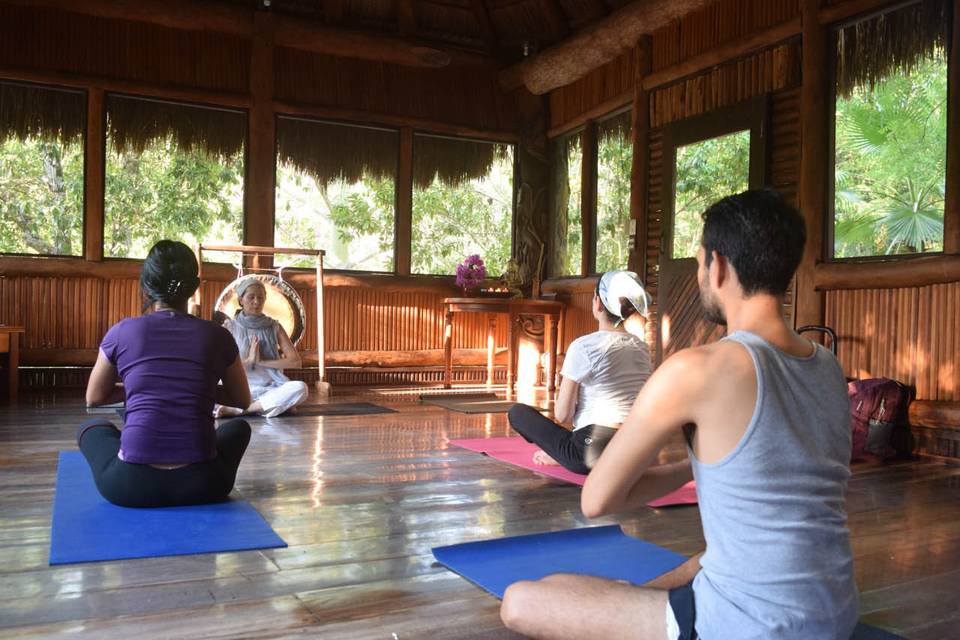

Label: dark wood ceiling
[216,0,635,63]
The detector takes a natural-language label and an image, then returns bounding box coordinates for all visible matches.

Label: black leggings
[76,418,251,508]
[507,404,618,474]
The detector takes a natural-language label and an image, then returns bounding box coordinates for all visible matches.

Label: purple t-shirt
[100,311,239,465]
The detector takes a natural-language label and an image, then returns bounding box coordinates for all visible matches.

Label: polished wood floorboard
[0,387,958,639]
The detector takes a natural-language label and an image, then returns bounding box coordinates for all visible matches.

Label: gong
[215,274,307,346]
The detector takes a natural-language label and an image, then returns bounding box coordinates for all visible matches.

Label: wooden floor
[1,386,959,639]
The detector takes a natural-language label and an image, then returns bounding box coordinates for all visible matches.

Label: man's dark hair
[701,188,806,296]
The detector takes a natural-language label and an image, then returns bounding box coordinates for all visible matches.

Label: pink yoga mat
[450,437,698,507]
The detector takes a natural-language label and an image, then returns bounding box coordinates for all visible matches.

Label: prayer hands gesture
[245,336,260,367]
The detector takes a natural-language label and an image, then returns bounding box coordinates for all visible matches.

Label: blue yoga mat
[49,451,286,565]
[432,525,686,598]
[432,525,904,640]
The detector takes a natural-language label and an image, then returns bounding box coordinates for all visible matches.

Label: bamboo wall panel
[650,0,799,70]
[649,42,801,128]
[826,284,960,402]
[0,4,250,93]
[549,50,635,129]
[274,48,514,132]
[0,275,510,365]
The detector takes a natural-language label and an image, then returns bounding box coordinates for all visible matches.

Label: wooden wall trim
[546,91,631,139]
[818,0,920,26]
[642,18,802,92]
[945,0,960,254]
[274,100,519,143]
[795,0,828,329]
[910,400,960,428]
[83,88,105,263]
[0,255,465,294]
[629,37,652,277]
[542,276,598,294]
[815,255,960,290]
[0,65,252,109]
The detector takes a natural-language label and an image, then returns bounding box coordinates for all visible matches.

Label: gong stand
[195,244,327,388]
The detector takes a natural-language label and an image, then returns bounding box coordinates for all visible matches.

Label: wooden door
[657,99,769,363]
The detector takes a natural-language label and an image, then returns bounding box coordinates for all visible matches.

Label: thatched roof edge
[0,80,85,144]
[836,0,949,97]
[106,94,246,158]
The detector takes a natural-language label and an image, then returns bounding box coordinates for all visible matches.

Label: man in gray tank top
[500,189,858,639]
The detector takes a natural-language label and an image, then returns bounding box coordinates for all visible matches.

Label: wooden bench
[0,326,24,402]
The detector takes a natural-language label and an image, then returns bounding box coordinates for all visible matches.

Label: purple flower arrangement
[455,254,487,291]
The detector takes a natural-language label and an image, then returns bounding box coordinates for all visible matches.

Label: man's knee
[500,580,538,631]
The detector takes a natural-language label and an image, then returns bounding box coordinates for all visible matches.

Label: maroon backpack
[848,378,912,461]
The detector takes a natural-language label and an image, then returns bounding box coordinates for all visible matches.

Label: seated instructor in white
[500,188,858,640]
[507,270,652,474]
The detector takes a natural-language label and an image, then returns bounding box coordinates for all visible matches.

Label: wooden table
[442,298,565,394]
[0,326,25,401]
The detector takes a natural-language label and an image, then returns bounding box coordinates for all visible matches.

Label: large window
[672,130,750,259]
[549,131,583,276]
[0,82,85,256]
[411,135,514,276]
[833,1,948,258]
[276,117,397,271]
[596,111,633,272]
[104,96,245,260]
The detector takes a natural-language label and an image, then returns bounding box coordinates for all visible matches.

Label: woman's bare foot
[532,449,560,466]
[213,404,244,418]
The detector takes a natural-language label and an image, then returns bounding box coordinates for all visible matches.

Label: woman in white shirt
[508,271,652,473]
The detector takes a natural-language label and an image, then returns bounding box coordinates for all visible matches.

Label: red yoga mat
[450,437,698,508]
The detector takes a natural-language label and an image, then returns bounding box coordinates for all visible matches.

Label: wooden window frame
[0,79,89,260]
[826,1,957,263]
[660,96,770,264]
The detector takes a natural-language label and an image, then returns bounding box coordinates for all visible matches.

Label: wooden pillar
[628,36,652,277]
[796,0,828,329]
[396,127,414,275]
[945,0,960,253]
[581,120,598,275]
[245,12,276,252]
[84,88,105,262]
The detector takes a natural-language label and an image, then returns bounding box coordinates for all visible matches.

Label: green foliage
[673,131,751,259]
[104,138,244,259]
[275,163,395,271]
[0,136,84,255]
[834,54,946,257]
[411,150,514,276]
[596,127,632,272]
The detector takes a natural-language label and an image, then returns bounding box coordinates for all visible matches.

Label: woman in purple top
[77,240,254,507]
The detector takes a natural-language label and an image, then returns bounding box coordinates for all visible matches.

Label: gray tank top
[690,331,859,639]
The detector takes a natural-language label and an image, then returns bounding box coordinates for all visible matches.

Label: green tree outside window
[834,53,946,258]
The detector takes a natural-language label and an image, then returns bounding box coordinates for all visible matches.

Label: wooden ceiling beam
[3,0,494,69]
[500,0,714,94]
[397,0,418,36]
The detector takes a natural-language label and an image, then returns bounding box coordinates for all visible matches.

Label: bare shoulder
[661,340,750,375]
